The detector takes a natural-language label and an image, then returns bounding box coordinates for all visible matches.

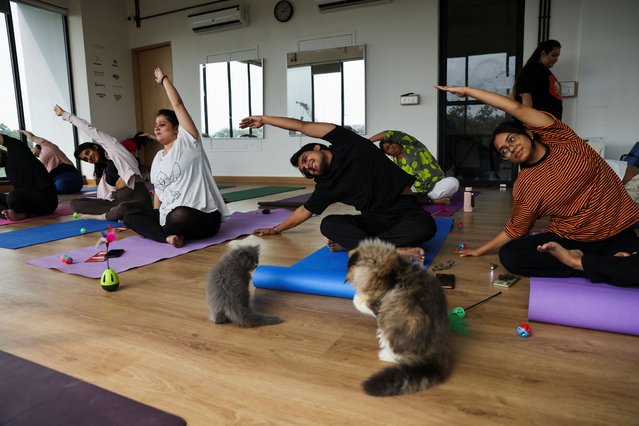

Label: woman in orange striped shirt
[435,85,639,286]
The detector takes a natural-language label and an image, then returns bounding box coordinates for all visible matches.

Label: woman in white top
[123,67,229,247]
[55,105,153,220]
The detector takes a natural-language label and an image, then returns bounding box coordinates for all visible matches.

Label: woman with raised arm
[55,105,153,220]
[434,85,639,286]
[123,68,229,248]
[20,129,83,194]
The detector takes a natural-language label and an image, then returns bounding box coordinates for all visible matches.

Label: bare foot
[537,242,584,271]
[327,240,347,252]
[614,251,632,257]
[2,209,26,221]
[77,213,107,220]
[396,247,425,264]
[432,197,451,205]
[166,234,184,248]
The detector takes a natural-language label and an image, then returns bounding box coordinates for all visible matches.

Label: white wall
[124,0,439,177]
[63,0,639,178]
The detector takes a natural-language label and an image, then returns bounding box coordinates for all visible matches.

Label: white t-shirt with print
[151,127,229,226]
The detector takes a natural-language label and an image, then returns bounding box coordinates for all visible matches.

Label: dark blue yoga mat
[0,219,121,249]
[0,350,185,425]
[253,218,454,298]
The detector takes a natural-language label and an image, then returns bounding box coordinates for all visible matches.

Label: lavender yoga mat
[528,277,639,336]
[26,209,290,278]
[0,204,74,226]
[422,190,481,217]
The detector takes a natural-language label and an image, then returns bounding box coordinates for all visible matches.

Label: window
[0,1,74,179]
[287,44,366,134]
[438,0,524,186]
[200,59,263,138]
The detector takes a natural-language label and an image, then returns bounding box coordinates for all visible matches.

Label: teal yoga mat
[0,219,121,249]
[222,186,304,203]
[253,218,454,298]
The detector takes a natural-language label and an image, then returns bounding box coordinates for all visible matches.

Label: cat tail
[362,359,450,397]
[227,305,283,328]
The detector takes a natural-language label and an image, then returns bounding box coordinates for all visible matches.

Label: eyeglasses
[498,134,519,160]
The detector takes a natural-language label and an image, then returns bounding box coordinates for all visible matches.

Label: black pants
[499,227,639,287]
[319,195,436,250]
[70,182,153,221]
[123,207,222,243]
[0,186,58,216]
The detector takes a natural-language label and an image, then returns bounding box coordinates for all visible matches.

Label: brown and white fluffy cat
[205,245,282,327]
[346,239,451,397]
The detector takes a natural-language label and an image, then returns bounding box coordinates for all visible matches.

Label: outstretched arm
[435,86,553,128]
[239,116,335,139]
[19,130,47,146]
[253,205,313,236]
[452,230,512,257]
[154,67,198,140]
[369,131,387,143]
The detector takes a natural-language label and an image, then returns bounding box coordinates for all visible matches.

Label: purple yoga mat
[422,190,481,217]
[528,277,639,336]
[0,204,74,226]
[26,209,290,278]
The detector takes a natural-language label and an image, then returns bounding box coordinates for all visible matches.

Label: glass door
[438,0,524,187]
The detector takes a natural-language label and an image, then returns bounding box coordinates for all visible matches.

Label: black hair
[74,142,107,181]
[131,131,152,150]
[157,109,179,127]
[490,121,540,153]
[513,39,561,98]
[289,143,329,179]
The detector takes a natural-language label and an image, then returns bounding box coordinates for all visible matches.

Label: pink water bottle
[463,187,473,212]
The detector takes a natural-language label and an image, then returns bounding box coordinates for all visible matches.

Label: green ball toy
[100,268,120,292]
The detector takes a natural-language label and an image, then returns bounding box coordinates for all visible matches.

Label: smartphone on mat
[105,249,125,259]
[436,273,456,289]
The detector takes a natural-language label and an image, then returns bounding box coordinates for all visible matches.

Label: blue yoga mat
[0,219,121,249]
[253,217,454,298]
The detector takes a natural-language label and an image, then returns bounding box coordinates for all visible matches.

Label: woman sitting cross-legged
[434,85,639,287]
[123,67,229,248]
[55,105,153,221]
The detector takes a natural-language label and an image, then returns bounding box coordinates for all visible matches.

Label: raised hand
[53,104,65,116]
[239,116,265,129]
[434,85,468,98]
[154,67,166,84]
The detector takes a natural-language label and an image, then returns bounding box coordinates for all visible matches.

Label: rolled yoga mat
[0,350,185,425]
[253,217,454,298]
[528,277,639,336]
[257,193,311,208]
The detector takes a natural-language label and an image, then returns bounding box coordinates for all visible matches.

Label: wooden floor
[1,186,638,425]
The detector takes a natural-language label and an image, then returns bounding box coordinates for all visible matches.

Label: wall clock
[274,0,293,23]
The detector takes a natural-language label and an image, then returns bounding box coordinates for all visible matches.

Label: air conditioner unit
[188,4,248,34]
[315,0,391,13]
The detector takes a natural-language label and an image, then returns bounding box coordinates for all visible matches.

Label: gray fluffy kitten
[346,239,451,397]
[205,245,282,327]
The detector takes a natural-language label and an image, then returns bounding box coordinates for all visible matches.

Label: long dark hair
[74,142,107,181]
[513,39,561,98]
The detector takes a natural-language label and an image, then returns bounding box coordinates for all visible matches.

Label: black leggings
[70,182,153,221]
[319,195,436,250]
[123,207,222,243]
[499,227,639,287]
[0,187,58,216]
